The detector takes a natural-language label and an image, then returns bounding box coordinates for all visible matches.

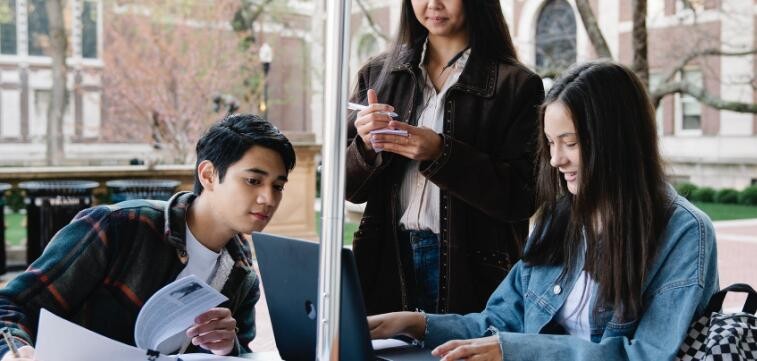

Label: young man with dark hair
[0,114,296,360]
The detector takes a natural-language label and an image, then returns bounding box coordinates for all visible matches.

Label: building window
[81,0,97,58]
[27,0,48,56]
[0,0,16,55]
[681,69,702,131]
[535,0,576,76]
[32,89,75,136]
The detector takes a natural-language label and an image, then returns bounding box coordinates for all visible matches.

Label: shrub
[715,188,740,204]
[691,187,716,203]
[738,186,757,206]
[3,188,24,213]
[675,182,698,200]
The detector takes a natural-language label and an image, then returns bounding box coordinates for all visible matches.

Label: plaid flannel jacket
[0,192,260,357]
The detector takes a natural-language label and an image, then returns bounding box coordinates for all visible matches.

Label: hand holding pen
[0,328,35,361]
[352,89,443,161]
[352,89,400,155]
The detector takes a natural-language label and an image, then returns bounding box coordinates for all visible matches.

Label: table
[240,351,284,360]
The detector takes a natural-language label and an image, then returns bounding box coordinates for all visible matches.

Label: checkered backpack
[677,283,757,360]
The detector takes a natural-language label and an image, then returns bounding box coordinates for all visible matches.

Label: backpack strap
[705,283,757,314]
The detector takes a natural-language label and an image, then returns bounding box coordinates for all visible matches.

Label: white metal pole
[317,0,351,359]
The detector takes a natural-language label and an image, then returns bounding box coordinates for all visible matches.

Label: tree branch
[248,0,273,25]
[651,81,757,113]
[632,0,649,88]
[574,0,612,59]
[354,0,389,42]
[680,0,695,11]
[662,48,757,83]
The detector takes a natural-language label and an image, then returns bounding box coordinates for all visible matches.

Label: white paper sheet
[36,309,256,361]
[35,309,174,361]
[135,275,229,354]
[372,338,411,350]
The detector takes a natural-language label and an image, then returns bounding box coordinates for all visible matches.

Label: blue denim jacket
[424,191,719,361]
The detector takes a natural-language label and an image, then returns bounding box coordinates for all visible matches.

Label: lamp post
[259,42,273,120]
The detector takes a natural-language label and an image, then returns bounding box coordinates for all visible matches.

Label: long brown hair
[524,61,672,322]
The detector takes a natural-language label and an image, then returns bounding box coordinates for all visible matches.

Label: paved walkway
[712,218,757,311]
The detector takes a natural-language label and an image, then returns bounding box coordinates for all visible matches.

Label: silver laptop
[252,232,437,361]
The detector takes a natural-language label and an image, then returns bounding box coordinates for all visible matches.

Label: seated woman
[367,61,719,361]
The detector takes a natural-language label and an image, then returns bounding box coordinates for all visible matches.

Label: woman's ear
[197,160,216,192]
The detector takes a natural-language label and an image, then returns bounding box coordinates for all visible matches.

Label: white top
[398,39,470,233]
[176,224,221,284]
[556,270,596,340]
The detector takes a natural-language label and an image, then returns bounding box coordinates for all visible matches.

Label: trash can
[18,180,99,265]
[106,179,181,203]
[0,183,11,274]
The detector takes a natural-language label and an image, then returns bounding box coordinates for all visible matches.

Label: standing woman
[346,0,545,315]
[367,61,719,361]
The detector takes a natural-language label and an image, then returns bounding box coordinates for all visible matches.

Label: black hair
[525,61,671,322]
[193,114,296,194]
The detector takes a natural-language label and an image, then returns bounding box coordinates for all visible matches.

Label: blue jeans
[402,230,440,313]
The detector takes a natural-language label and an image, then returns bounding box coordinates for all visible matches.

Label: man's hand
[432,336,502,361]
[186,307,237,356]
[0,345,36,361]
[369,121,443,161]
[367,312,426,340]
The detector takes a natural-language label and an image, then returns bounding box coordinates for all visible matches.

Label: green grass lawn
[4,212,25,247]
[692,202,757,221]
[315,211,358,246]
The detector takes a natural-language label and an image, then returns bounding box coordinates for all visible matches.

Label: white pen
[348,102,399,118]
[1,327,19,358]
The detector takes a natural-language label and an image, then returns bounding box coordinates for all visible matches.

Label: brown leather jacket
[345,47,545,315]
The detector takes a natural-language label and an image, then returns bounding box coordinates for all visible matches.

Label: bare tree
[230,0,271,108]
[101,0,254,164]
[574,0,756,113]
[231,0,275,48]
[574,0,611,59]
[353,0,389,42]
[45,0,68,165]
[630,0,648,88]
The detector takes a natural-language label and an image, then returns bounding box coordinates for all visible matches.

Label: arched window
[535,0,576,75]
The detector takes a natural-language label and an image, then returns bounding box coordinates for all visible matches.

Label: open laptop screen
[252,232,375,360]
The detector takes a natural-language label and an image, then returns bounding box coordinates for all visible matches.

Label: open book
[35,275,249,361]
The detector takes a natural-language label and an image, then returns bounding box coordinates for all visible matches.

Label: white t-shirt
[176,224,221,284]
[556,270,596,340]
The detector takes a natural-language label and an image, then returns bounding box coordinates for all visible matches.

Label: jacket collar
[163,191,252,267]
[391,42,497,98]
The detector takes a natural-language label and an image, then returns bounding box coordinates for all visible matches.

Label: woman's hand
[432,335,502,361]
[354,89,396,155]
[370,121,443,161]
[186,307,237,356]
[367,312,426,340]
[0,345,36,361]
